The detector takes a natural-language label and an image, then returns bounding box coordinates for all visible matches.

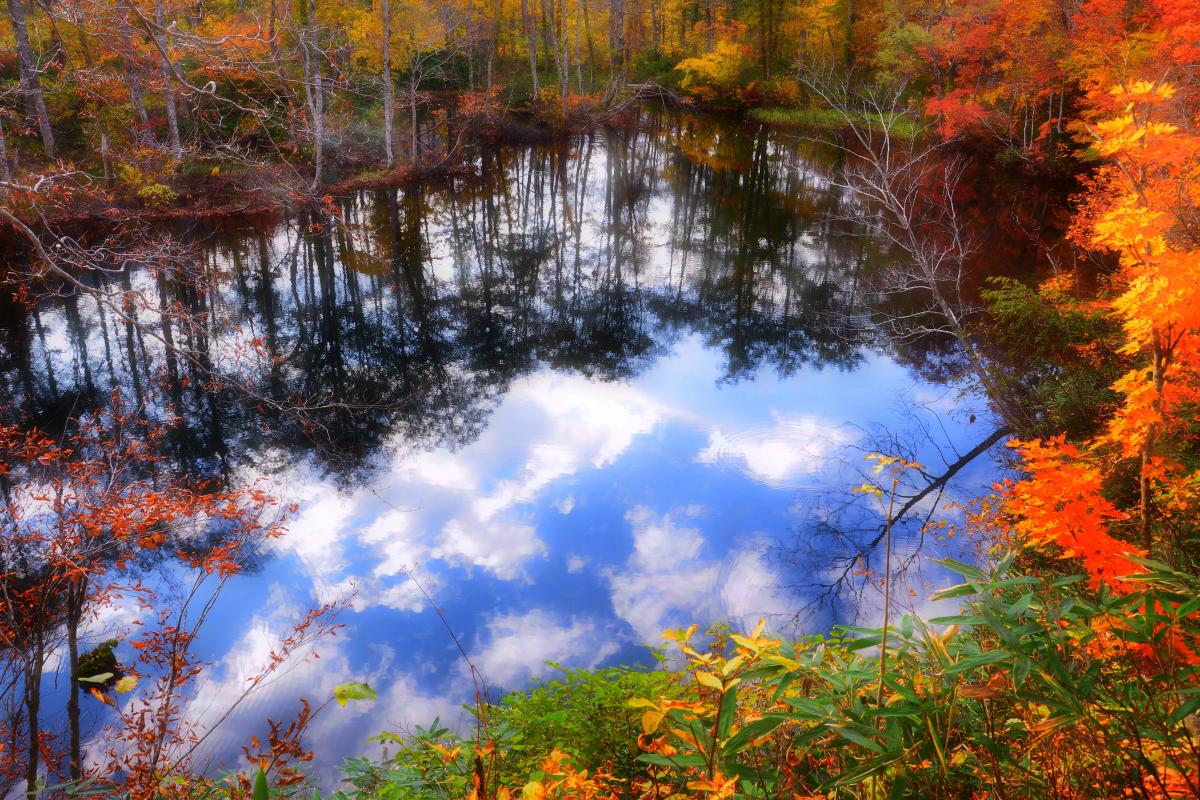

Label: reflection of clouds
[306,665,464,761]
[696,414,853,489]
[627,505,704,568]
[436,518,545,580]
[718,547,795,632]
[609,507,793,645]
[472,609,619,688]
[258,369,672,595]
[179,335,963,773]
[466,372,666,515]
[91,585,327,771]
[277,464,356,573]
[608,506,721,644]
[150,589,463,783]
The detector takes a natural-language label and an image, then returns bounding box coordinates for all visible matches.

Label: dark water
[2,111,1018,781]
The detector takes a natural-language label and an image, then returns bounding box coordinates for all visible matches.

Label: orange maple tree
[1005,79,1200,600]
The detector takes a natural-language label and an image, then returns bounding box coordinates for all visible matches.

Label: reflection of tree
[0,112,876,481]
[656,114,870,380]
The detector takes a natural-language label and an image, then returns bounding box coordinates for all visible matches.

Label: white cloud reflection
[607,506,792,645]
[173,336,937,780]
[171,601,462,782]
[257,370,672,596]
[237,351,843,677]
[695,414,854,489]
[472,609,619,687]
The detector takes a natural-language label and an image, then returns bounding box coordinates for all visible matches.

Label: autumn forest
[1,0,1199,797]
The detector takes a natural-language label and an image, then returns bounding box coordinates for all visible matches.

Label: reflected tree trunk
[23,630,44,800]
[65,584,84,781]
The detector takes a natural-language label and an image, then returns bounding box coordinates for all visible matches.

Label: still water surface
[4,112,1005,778]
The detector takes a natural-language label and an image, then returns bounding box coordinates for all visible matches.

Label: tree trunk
[573,0,583,94]
[581,0,596,89]
[649,0,659,54]
[100,132,112,185]
[40,3,67,70]
[6,0,55,156]
[156,0,183,157]
[66,587,83,781]
[0,112,12,181]
[703,0,712,50]
[409,77,418,159]
[547,0,569,116]
[1141,331,1166,554]
[521,0,540,106]
[608,0,625,85]
[382,0,394,167]
[759,0,770,78]
[268,0,278,58]
[301,0,324,189]
[486,0,501,90]
[24,631,44,800]
[118,0,149,127]
[844,0,854,69]
[72,0,93,65]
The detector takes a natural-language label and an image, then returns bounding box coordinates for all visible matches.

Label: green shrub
[137,182,180,209]
[488,663,682,783]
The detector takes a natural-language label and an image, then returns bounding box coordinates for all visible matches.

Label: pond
[2,110,1024,782]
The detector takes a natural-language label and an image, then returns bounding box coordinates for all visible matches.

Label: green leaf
[78,672,114,685]
[716,686,738,741]
[334,681,377,707]
[637,753,707,768]
[722,715,787,754]
[1170,697,1200,725]
[1174,596,1200,618]
[931,584,979,601]
[832,725,884,754]
[929,615,987,626]
[944,649,1011,676]
[253,767,269,800]
[931,558,986,581]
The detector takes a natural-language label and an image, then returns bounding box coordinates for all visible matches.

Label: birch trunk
[5,0,55,155]
[521,0,539,106]
[382,0,394,166]
[156,0,183,157]
[118,0,149,126]
[300,0,324,189]
[66,587,83,781]
[0,113,12,180]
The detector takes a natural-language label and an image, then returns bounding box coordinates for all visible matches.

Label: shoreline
[12,100,1076,230]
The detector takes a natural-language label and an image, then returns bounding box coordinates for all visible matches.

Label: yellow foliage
[676,40,751,102]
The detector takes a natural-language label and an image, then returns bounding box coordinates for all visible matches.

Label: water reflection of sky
[177,335,992,780]
[6,117,1003,782]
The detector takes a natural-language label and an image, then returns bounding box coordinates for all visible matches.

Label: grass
[749,105,925,139]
